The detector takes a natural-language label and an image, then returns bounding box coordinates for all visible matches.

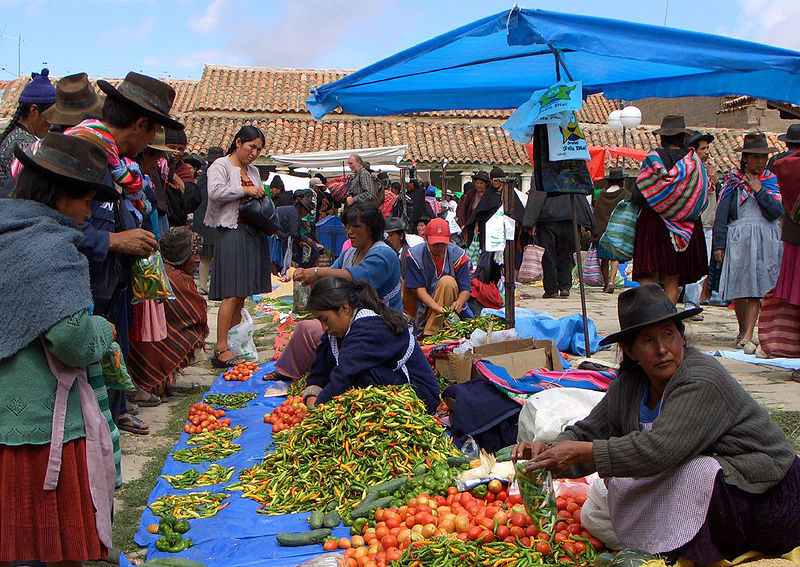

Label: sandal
[118,414,150,435]
[262,370,292,382]
[791,369,800,384]
[211,349,248,369]
[127,403,140,416]
[126,391,161,407]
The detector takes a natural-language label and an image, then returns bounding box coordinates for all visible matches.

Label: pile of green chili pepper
[287,374,307,398]
[395,538,551,567]
[161,464,235,489]
[172,439,241,464]
[203,393,257,409]
[186,426,245,446]
[131,251,174,303]
[149,491,230,519]
[236,386,459,514]
[422,315,502,345]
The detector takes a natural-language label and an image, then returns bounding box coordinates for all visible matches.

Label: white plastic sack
[516,388,606,443]
[484,208,516,253]
[227,308,258,362]
[580,479,623,550]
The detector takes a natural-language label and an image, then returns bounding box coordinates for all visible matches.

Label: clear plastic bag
[293,280,310,316]
[293,554,347,567]
[131,251,174,304]
[227,309,258,362]
[515,461,556,516]
[100,342,136,391]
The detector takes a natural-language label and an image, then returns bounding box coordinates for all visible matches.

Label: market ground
[111,282,800,560]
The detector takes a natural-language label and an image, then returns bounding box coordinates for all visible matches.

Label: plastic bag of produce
[515,461,556,516]
[100,342,135,391]
[227,309,258,362]
[293,553,347,566]
[131,251,174,304]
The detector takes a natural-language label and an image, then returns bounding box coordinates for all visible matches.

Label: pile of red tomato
[183,403,231,434]
[331,483,604,567]
[263,396,309,433]
[223,361,259,381]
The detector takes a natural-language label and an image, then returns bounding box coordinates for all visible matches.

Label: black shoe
[559,289,571,297]
[542,292,558,299]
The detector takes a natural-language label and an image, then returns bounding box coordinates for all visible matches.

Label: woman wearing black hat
[512,283,800,561]
[713,133,784,350]
[0,133,118,563]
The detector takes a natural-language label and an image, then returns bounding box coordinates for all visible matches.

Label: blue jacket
[306,312,439,413]
[332,241,403,312]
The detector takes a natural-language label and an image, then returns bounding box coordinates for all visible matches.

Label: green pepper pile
[393,537,547,567]
[186,426,245,446]
[236,386,460,515]
[172,439,241,464]
[422,315,502,345]
[203,393,257,410]
[387,461,468,508]
[161,465,234,490]
[153,515,194,553]
[149,492,230,519]
[287,374,307,398]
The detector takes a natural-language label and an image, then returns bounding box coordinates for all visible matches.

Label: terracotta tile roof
[178,114,530,166]
[0,76,30,118]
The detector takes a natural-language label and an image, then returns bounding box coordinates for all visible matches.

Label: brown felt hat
[42,73,105,127]
[147,126,173,153]
[777,124,800,145]
[599,283,701,346]
[97,72,183,130]
[734,132,777,154]
[14,132,118,202]
[653,115,690,136]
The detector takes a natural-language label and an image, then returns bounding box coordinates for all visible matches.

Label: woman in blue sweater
[302,277,439,413]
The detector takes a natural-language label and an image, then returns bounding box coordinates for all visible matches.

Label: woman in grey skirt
[204,126,270,367]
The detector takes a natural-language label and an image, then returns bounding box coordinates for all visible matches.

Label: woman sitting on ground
[128,227,209,398]
[263,201,402,382]
[513,283,800,562]
[302,277,439,413]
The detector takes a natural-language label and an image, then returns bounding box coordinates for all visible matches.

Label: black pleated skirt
[209,225,270,300]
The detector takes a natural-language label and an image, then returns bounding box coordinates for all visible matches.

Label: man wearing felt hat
[768,123,800,172]
[64,71,183,435]
[44,72,106,132]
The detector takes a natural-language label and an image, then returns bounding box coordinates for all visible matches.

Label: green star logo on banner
[539,84,576,110]
[561,117,585,142]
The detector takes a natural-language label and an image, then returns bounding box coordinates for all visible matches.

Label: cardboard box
[436,338,562,384]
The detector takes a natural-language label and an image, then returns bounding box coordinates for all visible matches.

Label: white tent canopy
[270,145,407,168]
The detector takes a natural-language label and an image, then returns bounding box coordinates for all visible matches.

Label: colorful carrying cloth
[720,168,782,208]
[475,360,615,404]
[636,148,708,252]
[65,119,150,214]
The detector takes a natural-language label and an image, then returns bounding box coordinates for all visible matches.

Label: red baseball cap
[425,217,450,245]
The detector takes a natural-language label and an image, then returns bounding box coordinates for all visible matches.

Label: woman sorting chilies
[302,277,439,413]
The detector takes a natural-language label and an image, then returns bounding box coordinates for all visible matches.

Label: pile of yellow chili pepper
[235,386,460,514]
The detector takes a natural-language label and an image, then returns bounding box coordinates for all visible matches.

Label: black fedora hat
[653,115,690,136]
[685,130,714,148]
[384,216,407,233]
[599,283,701,346]
[778,124,800,145]
[734,132,777,154]
[14,132,118,202]
[605,167,624,182]
[472,170,490,183]
[97,72,183,130]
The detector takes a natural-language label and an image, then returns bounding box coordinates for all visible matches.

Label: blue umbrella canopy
[307,7,800,119]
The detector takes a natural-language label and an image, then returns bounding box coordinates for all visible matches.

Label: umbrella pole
[571,193,592,356]
[503,181,516,330]
[399,167,407,220]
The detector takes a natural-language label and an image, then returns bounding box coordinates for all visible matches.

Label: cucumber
[308,510,325,530]
[322,509,340,528]
[495,444,516,462]
[366,477,407,497]
[446,456,471,467]
[350,492,379,519]
[350,495,393,519]
[276,528,331,547]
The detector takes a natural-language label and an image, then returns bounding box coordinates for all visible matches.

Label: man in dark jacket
[164,127,201,227]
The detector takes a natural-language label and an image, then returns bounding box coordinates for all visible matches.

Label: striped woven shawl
[636,148,708,252]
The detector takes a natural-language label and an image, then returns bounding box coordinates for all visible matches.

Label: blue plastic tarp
[307,7,800,119]
[483,307,605,356]
[134,361,349,567]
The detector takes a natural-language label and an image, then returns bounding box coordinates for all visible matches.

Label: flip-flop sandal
[262,370,292,381]
[126,392,161,407]
[118,415,149,435]
[127,403,140,416]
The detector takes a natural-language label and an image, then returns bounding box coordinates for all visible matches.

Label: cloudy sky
[1,0,798,80]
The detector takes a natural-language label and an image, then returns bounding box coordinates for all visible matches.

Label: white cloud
[190,0,226,33]
[226,0,389,67]
[99,16,155,43]
[733,0,800,49]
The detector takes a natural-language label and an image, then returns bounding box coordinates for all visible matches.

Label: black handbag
[238,195,279,235]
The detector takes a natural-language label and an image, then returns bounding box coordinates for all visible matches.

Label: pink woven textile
[274,319,323,379]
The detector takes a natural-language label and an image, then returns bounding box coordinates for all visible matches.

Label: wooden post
[503,181,516,330]
[571,194,592,356]
[399,167,407,220]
